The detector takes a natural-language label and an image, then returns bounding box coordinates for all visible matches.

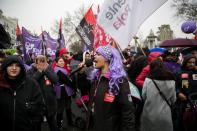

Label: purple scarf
[54,66,74,98]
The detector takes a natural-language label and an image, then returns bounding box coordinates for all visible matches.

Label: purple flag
[22,27,42,60]
[40,31,57,59]
[22,27,63,61]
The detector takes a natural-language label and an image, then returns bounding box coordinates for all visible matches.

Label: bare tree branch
[172,0,197,20]
[50,5,88,52]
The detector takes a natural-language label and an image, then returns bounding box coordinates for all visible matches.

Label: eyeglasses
[36,58,46,63]
[39,59,46,63]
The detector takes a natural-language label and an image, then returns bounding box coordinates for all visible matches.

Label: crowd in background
[0,45,197,131]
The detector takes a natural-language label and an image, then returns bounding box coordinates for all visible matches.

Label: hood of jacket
[0,55,26,88]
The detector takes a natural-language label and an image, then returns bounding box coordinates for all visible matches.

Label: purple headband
[97,45,112,61]
[94,45,127,95]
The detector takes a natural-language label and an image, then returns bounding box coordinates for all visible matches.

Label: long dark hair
[148,58,175,80]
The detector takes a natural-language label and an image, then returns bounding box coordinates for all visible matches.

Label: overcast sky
[0,0,193,40]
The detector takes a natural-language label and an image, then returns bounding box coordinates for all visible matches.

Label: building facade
[157,24,174,41]
[0,10,18,47]
[142,24,174,49]
[146,29,158,48]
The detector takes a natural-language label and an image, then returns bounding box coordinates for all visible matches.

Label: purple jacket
[163,61,181,74]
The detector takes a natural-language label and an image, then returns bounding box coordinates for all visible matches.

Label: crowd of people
[0,44,197,131]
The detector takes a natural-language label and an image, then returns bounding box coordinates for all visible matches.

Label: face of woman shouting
[94,52,109,72]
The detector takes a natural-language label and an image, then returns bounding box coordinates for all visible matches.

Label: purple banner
[22,27,42,60]
[22,27,65,60]
[40,31,57,59]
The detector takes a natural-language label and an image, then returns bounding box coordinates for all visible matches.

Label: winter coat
[27,65,57,116]
[135,65,150,88]
[88,76,136,131]
[140,78,176,131]
[71,66,92,96]
[176,54,197,97]
[0,55,44,131]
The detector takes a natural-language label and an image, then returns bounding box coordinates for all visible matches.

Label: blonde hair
[35,55,47,64]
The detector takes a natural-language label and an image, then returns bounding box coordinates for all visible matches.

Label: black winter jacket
[27,65,58,116]
[0,55,44,131]
[88,76,136,131]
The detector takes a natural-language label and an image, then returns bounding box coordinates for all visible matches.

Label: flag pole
[21,31,28,61]
[20,34,27,60]
[19,26,28,61]
[41,26,47,56]
[111,40,126,61]
[133,36,146,57]
[117,43,125,60]
[57,18,62,50]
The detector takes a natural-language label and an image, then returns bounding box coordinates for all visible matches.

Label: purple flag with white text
[22,27,58,60]
[40,31,57,59]
[22,27,42,60]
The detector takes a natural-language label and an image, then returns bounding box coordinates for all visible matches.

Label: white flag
[97,0,167,49]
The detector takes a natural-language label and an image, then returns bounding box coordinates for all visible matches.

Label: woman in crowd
[27,55,59,131]
[176,54,197,131]
[140,58,176,131]
[0,55,44,131]
[88,45,136,131]
[52,48,72,74]
[73,51,93,96]
[54,56,75,130]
